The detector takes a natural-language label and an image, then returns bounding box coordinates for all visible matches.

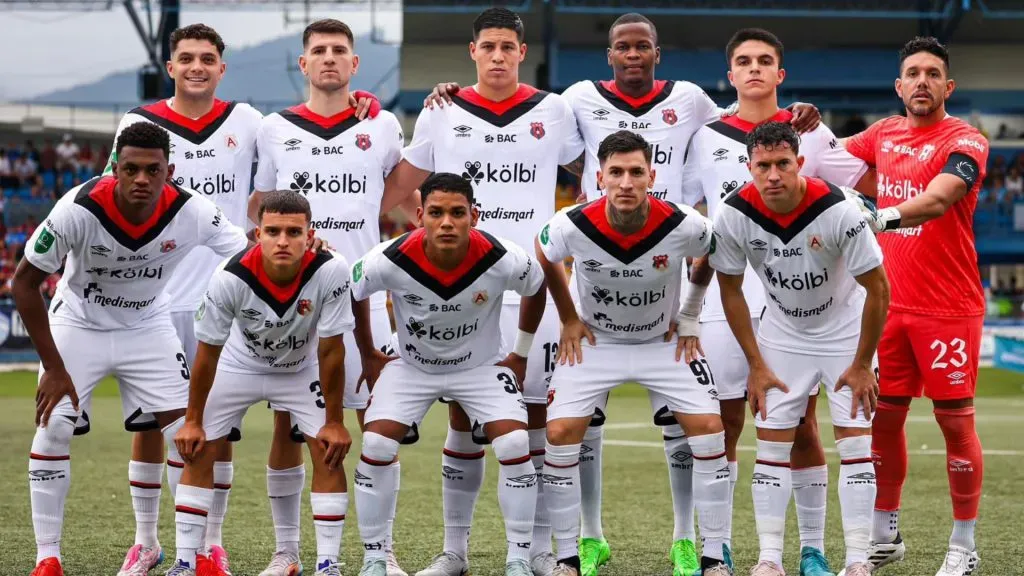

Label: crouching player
[708,122,889,576]
[172,191,357,576]
[350,172,548,576]
[535,131,731,576]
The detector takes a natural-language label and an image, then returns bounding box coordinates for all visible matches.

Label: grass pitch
[0,368,1020,575]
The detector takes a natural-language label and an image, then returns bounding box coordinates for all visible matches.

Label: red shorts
[878,311,983,400]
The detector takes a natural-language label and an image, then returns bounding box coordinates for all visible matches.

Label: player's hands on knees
[787,102,821,133]
[175,420,207,463]
[559,317,596,366]
[358,349,397,393]
[317,422,352,470]
[36,366,79,427]
[836,363,879,420]
[670,315,704,364]
[496,353,527,390]
[747,364,789,421]
[424,82,461,109]
[308,235,331,253]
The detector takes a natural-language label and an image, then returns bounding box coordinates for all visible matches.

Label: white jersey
[563,79,721,204]
[402,84,584,302]
[25,176,248,331]
[109,99,262,313]
[710,177,883,355]
[539,196,713,344]
[682,110,869,322]
[253,105,404,309]
[195,246,355,373]
[351,228,544,374]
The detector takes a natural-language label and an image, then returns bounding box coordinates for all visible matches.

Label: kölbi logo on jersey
[763,265,829,291]
[174,174,236,195]
[460,160,536,187]
[290,170,367,195]
[651,143,673,166]
[406,317,479,341]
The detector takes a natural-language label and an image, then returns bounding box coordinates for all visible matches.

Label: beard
[607,198,650,235]
[904,92,943,117]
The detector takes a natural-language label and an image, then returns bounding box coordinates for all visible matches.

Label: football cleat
[164,560,196,576]
[835,563,872,576]
[551,564,580,576]
[118,544,165,576]
[314,560,344,576]
[749,561,786,576]
[701,559,734,576]
[867,532,906,569]
[414,552,468,576]
[934,546,979,576]
[798,547,834,576]
[208,545,230,575]
[669,539,699,576]
[578,538,611,576]
[531,552,557,576]
[386,550,408,576]
[359,560,387,576]
[506,560,534,576]
[30,557,63,576]
[259,551,303,576]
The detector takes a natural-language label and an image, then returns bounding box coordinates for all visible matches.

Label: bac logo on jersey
[652,254,669,270]
[472,290,488,305]
[662,108,677,126]
[429,303,462,312]
[484,134,517,143]
[530,122,545,140]
[296,299,313,316]
[184,149,215,159]
[355,134,372,151]
[160,239,177,253]
[312,145,343,156]
[619,120,651,130]
[807,234,824,252]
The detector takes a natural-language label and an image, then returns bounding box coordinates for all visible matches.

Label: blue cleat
[800,546,835,576]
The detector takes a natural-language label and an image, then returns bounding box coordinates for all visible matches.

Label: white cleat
[934,546,979,576]
[867,532,906,570]
[506,560,534,576]
[414,552,469,576]
[314,560,345,576]
[359,560,387,576]
[259,551,304,576]
[386,551,409,576]
[749,561,786,576]
[530,552,557,576]
[836,562,872,576]
[703,562,734,576]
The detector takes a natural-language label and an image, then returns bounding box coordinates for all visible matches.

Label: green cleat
[669,539,699,576]
[578,538,611,576]
[800,546,836,576]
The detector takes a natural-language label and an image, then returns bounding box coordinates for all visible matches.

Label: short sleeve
[680,138,704,206]
[382,113,405,178]
[844,119,883,166]
[401,108,435,171]
[678,204,714,257]
[25,200,78,274]
[708,208,747,275]
[835,202,883,277]
[252,119,277,191]
[808,123,868,188]
[350,242,390,302]
[537,210,572,263]
[557,96,585,166]
[317,256,356,338]
[196,196,248,256]
[194,271,237,346]
[943,131,990,179]
[502,241,545,297]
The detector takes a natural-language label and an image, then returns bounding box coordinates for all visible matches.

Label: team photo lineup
[12,5,1002,576]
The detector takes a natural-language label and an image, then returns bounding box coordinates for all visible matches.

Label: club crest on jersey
[297,299,313,316]
[662,108,678,126]
[160,239,177,253]
[652,254,669,270]
[807,234,824,252]
[472,290,489,305]
[355,133,372,151]
[225,134,238,149]
[530,122,545,140]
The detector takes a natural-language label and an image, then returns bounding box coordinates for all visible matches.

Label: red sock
[934,406,983,520]
[871,401,909,511]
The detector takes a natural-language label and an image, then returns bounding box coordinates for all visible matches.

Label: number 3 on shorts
[309,380,326,408]
[497,372,519,394]
[929,337,967,370]
[175,352,191,380]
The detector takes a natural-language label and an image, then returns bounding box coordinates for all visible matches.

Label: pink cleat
[117,543,165,576]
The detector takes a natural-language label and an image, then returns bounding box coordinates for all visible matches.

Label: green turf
[1,368,1020,575]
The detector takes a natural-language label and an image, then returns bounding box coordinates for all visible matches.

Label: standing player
[709,121,888,576]
[171,192,356,576]
[680,28,876,576]
[105,24,262,575]
[536,131,730,576]
[385,8,584,575]
[842,37,989,576]
[13,123,248,576]
[251,18,409,576]
[349,173,547,576]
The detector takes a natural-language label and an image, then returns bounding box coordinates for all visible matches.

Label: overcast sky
[0,7,402,100]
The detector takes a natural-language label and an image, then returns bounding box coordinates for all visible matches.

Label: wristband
[876,206,902,232]
[676,282,708,336]
[512,329,535,357]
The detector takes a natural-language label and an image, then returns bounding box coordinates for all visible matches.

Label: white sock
[386,460,400,553]
[354,432,399,563]
[950,519,976,551]
[872,509,900,544]
[494,430,537,564]
[163,417,186,499]
[267,464,305,555]
[752,439,794,567]
[688,431,729,562]
[837,436,875,566]
[579,425,604,541]
[543,442,581,562]
[312,492,348,567]
[663,429,696,541]
[529,428,552,557]
[129,461,163,548]
[174,484,213,567]
[30,418,75,564]
[726,460,738,550]
[206,461,233,549]
[792,465,828,553]
[441,428,485,559]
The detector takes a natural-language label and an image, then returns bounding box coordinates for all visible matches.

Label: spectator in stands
[0,149,12,189]
[1006,166,1023,200]
[13,156,36,187]
[55,133,79,171]
[997,124,1010,140]
[989,155,1007,185]
[78,144,94,175]
[39,139,57,174]
[24,140,40,165]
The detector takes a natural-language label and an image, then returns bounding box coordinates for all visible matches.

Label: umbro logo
[402,294,424,306]
[592,108,610,119]
[506,474,538,486]
[241,308,262,321]
[354,471,371,481]
[442,465,462,474]
[89,244,111,257]
[453,125,473,137]
[671,450,693,464]
[751,472,778,481]
[947,371,966,380]
[284,138,302,151]
[582,259,603,272]
[848,472,877,480]
[713,148,729,161]
[749,238,768,251]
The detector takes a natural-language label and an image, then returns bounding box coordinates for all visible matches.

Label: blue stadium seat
[41,171,56,190]
[61,171,75,191]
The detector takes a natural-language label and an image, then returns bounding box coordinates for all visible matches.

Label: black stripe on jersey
[224,249,334,318]
[131,102,238,145]
[74,177,193,252]
[566,202,686,265]
[450,91,549,128]
[724,181,846,244]
[278,108,362,141]
[593,80,675,117]
[705,119,749,145]
[384,229,508,301]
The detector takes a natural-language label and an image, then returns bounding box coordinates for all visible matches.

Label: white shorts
[500,301,560,404]
[171,309,199,367]
[342,304,393,409]
[701,318,772,401]
[547,340,720,422]
[204,364,325,441]
[45,321,189,433]
[365,358,528,427]
[756,346,876,430]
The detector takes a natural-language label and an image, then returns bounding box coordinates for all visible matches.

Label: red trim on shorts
[175,505,208,517]
[840,458,874,466]
[30,453,69,461]
[167,460,184,468]
[360,454,392,467]
[544,459,579,469]
[443,448,486,460]
[755,459,791,468]
[213,483,232,490]
[130,481,162,489]
[693,451,727,461]
[529,449,546,457]
[313,514,346,522]
[499,454,531,466]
